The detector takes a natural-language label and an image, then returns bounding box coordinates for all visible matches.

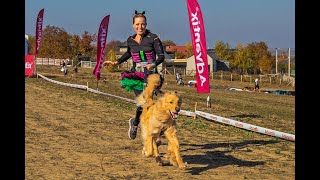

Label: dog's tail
[135,74,162,107]
[135,92,146,107]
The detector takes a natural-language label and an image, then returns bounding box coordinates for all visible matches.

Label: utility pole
[288,48,291,77]
[275,48,279,74]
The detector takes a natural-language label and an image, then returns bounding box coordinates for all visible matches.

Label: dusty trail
[26,78,294,179]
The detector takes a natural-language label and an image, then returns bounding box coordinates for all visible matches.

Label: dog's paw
[155,156,164,166]
[142,147,151,157]
[142,148,146,157]
[178,162,187,170]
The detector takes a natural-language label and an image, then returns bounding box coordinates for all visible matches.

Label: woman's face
[132,17,147,36]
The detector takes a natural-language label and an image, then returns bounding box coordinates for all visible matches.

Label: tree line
[27,25,294,74]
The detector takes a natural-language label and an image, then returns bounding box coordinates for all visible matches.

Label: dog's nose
[175,107,180,113]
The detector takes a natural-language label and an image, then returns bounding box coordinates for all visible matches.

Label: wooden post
[33,56,37,76]
[241,75,243,82]
[173,68,176,76]
[96,80,99,90]
[194,102,197,120]
[87,82,89,92]
[220,72,223,81]
[206,96,211,108]
[270,77,272,84]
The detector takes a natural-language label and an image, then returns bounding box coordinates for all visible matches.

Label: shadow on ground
[180,139,278,175]
[230,114,263,118]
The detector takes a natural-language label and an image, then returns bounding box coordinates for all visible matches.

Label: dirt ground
[25,75,294,179]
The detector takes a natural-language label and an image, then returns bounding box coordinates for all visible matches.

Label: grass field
[25,65,295,179]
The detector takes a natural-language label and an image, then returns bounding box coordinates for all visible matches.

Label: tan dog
[136,74,186,169]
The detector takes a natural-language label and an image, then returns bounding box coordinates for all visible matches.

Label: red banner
[186,0,210,93]
[93,15,110,80]
[35,8,44,55]
[25,55,35,76]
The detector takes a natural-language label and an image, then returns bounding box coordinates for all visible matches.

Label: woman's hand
[146,63,155,71]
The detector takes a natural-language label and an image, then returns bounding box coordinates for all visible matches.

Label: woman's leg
[128,89,143,140]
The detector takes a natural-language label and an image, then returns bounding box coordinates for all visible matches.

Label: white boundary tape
[38,74,87,90]
[195,110,295,141]
[37,73,295,142]
[179,110,196,117]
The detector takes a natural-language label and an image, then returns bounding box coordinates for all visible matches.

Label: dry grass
[25,65,295,179]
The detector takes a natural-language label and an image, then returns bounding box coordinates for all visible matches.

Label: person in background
[254,77,260,90]
[104,10,165,141]
[73,66,78,73]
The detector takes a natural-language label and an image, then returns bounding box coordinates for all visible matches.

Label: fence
[179,70,295,87]
[36,58,71,66]
[36,60,295,87]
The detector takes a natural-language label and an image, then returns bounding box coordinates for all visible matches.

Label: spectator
[73,66,78,73]
[254,77,260,90]
[64,67,68,75]
[176,73,183,85]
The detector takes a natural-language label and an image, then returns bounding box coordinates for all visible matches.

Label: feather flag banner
[93,15,110,80]
[35,8,44,55]
[186,0,210,93]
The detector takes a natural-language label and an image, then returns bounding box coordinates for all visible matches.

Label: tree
[37,25,73,59]
[258,55,272,74]
[70,34,81,59]
[162,40,176,46]
[104,40,121,56]
[106,49,118,72]
[213,40,233,61]
[27,35,36,55]
[231,43,253,74]
[247,41,271,73]
[79,31,94,56]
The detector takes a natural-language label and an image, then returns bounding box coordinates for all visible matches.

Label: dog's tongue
[171,112,178,120]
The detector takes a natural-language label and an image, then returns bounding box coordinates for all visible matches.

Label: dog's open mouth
[169,110,179,120]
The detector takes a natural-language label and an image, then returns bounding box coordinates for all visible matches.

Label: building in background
[186,49,230,76]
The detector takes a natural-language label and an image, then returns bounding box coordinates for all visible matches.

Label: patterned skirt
[120,71,146,92]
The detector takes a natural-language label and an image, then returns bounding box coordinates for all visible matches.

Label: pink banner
[186,0,210,93]
[35,8,44,55]
[25,55,35,76]
[93,15,110,80]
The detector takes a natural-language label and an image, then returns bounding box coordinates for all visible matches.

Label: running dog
[136,74,186,169]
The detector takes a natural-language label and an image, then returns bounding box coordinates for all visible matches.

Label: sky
[25,0,295,51]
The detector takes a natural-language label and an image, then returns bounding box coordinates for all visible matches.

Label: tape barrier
[179,110,195,117]
[38,74,87,90]
[195,110,295,141]
[38,74,136,104]
[37,74,295,142]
